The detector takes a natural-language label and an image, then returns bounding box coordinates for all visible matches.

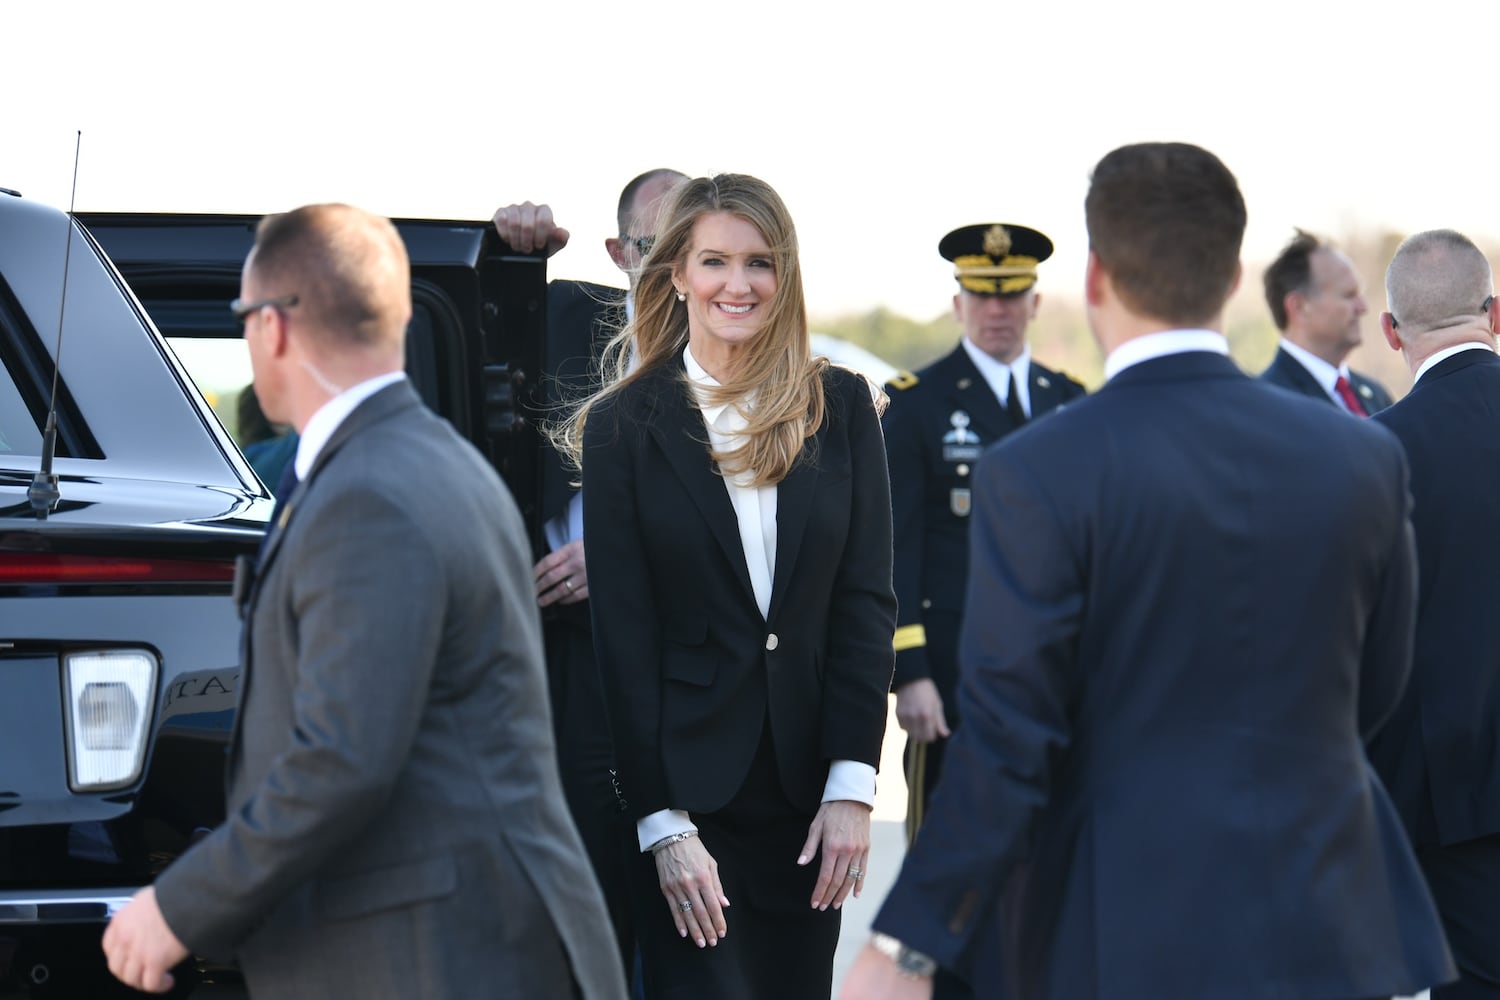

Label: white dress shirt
[1413,341,1496,385]
[960,339,1033,417]
[1104,329,1229,380]
[1276,337,1361,411]
[634,347,877,851]
[294,371,407,479]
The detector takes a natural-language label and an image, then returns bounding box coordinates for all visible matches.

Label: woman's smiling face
[675,211,777,370]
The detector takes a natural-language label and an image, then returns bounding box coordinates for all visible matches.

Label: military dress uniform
[883,225,1086,843]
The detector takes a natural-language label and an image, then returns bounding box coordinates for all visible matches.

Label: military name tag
[942,410,982,462]
[950,488,972,517]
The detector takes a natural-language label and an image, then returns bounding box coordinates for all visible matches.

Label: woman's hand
[799,799,872,911]
[533,539,588,607]
[654,836,731,948]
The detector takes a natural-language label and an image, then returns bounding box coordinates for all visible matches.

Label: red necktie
[1334,375,1369,418]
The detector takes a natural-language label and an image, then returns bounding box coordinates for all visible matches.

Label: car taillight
[0,552,234,584]
[62,650,158,791]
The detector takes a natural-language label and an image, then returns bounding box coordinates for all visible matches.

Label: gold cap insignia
[983,225,1012,258]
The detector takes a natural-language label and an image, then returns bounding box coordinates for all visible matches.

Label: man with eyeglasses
[1368,229,1500,1000]
[1260,229,1394,416]
[103,203,625,998]
[492,167,686,994]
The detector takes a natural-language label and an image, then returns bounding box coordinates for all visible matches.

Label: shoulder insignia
[888,371,919,391]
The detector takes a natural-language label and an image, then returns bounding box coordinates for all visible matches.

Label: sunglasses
[229,294,299,325]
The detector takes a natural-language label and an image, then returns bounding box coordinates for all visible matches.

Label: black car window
[0,354,43,456]
[162,298,448,440]
[0,273,99,461]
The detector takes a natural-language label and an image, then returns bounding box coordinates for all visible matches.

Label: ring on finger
[563,577,575,593]
[678,900,693,913]
[846,866,863,880]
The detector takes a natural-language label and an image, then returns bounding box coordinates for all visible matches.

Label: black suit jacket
[541,279,624,528]
[882,343,1085,700]
[1370,346,1500,847]
[1260,344,1394,414]
[582,359,896,817]
[875,351,1452,998]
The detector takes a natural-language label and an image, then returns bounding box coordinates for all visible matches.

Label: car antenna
[28,130,81,518]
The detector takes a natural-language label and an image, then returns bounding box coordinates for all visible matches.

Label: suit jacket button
[765,633,779,651]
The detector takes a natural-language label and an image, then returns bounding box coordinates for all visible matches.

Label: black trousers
[1421,832,1500,999]
[630,719,841,1000]
[545,608,635,991]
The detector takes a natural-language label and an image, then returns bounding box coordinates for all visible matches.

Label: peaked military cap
[939,223,1053,296]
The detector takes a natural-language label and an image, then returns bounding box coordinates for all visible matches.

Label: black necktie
[1006,372,1028,426]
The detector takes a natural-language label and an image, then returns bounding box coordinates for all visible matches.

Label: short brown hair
[250,203,410,349]
[1262,229,1325,331]
[1085,143,1246,327]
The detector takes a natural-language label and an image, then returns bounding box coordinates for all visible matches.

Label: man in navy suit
[1260,229,1395,414]
[1369,229,1500,999]
[843,142,1453,1000]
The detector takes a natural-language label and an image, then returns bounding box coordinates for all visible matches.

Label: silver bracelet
[648,830,699,854]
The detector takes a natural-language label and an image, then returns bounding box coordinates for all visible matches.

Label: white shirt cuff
[544,491,585,552]
[822,760,877,808]
[636,809,696,853]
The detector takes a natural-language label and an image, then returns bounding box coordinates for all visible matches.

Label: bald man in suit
[1371,229,1500,999]
[104,203,624,999]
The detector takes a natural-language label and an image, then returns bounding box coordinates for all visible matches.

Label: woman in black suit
[560,174,896,999]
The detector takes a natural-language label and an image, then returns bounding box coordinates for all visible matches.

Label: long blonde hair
[556,173,827,487]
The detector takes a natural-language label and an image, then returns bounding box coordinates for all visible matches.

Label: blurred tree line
[815,227,1440,398]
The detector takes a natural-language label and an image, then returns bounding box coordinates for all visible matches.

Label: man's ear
[951,292,963,322]
[1379,311,1402,351]
[1283,290,1304,325]
[1084,252,1106,307]
[266,308,294,359]
[605,237,629,272]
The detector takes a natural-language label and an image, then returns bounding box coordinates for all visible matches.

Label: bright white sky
[6,0,1496,321]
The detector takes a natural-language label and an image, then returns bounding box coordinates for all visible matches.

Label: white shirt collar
[1414,341,1496,385]
[1277,337,1348,399]
[960,338,1031,402]
[683,344,747,432]
[294,371,407,480]
[1104,329,1228,381]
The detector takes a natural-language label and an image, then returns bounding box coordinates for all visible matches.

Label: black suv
[0,195,549,996]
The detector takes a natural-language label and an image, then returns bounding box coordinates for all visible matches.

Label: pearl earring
[676,291,686,302]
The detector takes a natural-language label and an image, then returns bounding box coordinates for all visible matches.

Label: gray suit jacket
[155,380,625,999]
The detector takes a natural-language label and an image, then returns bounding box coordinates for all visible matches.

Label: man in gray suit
[103,203,625,999]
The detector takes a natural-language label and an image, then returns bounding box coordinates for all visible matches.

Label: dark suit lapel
[643,368,759,609]
[252,380,420,604]
[233,379,421,773]
[767,452,818,623]
[1271,348,1338,407]
[1028,363,1070,417]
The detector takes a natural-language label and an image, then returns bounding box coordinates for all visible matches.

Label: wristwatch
[870,932,937,978]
